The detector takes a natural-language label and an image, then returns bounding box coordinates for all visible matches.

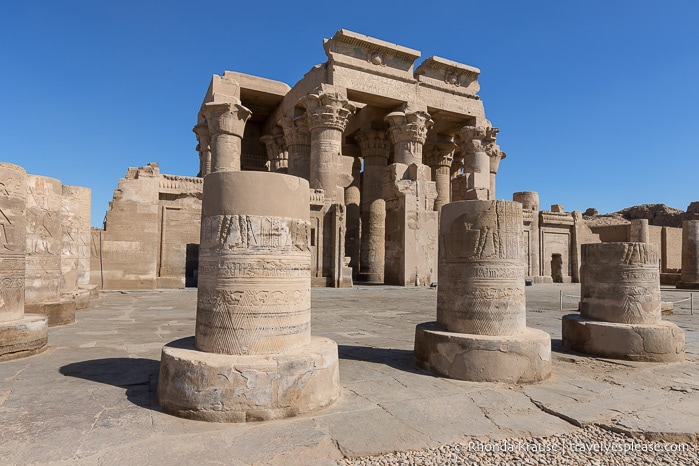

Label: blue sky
[1,1,697,227]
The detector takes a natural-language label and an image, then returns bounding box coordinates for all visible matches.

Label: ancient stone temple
[91,163,203,290]
[562,242,685,362]
[414,200,551,383]
[192,30,506,287]
[0,163,49,360]
[158,85,340,421]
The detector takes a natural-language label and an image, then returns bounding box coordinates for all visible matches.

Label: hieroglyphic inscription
[201,215,310,252]
[198,257,310,278]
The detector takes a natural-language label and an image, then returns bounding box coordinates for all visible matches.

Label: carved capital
[483,127,505,174]
[279,116,311,146]
[384,109,433,145]
[424,141,456,168]
[456,125,488,154]
[260,131,289,171]
[355,130,391,160]
[301,88,355,131]
[203,101,251,138]
[193,123,210,149]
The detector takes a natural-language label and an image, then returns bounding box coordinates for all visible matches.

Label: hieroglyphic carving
[201,215,310,252]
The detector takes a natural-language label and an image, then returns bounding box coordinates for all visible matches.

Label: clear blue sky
[2,1,697,227]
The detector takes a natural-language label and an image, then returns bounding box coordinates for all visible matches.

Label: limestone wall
[61,185,91,292]
[92,164,203,290]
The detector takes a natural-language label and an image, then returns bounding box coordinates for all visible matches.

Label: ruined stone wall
[92,164,202,290]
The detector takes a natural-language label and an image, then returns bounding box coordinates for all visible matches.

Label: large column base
[413,322,552,383]
[158,336,340,423]
[25,300,76,326]
[562,314,685,362]
[676,281,699,290]
[0,314,49,362]
[357,272,383,284]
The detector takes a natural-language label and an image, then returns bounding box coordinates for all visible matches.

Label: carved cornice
[202,101,251,138]
[301,89,355,132]
[354,130,391,159]
[384,109,433,145]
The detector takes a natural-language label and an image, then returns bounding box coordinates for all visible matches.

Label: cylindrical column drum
[512,191,540,211]
[25,175,62,304]
[680,220,699,285]
[195,171,311,355]
[629,219,650,243]
[0,163,28,322]
[437,200,526,335]
[579,242,661,324]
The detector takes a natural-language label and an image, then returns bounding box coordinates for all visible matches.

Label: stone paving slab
[0,284,697,464]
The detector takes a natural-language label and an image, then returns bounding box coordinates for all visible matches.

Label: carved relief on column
[300,87,355,202]
[484,127,506,199]
[384,108,433,166]
[424,140,456,212]
[193,123,211,177]
[279,115,311,180]
[355,130,391,283]
[202,101,251,173]
[456,125,490,200]
[0,163,27,322]
[260,130,288,174]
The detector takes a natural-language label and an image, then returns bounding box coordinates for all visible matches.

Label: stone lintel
[324,29,420,82]
[540,212,575,226]
[415,56,481,97]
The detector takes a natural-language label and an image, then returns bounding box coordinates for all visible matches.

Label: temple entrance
[185,243,199,288]
[551,253,563,283]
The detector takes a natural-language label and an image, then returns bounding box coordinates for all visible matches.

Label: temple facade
[193,29,506,287]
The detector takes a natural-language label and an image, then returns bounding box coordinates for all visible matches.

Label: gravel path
[340,425,699,465]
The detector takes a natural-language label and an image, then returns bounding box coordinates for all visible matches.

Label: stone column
[193,123,211,177]
[300,86,356,288]
[25,175,75,325]
[356,130,390,283]
[158,171,340,422]
[344,157,361,279]
[383,107,438,286]
[203,101,251,173]
[424,141,456,213]
[484,128,505,200]
[301,86,355,202]
[629,219,650,243]
[280,116,311,180]
[678,220,699,289]
[0,163,48,361]
[514,192,540,281]
[385,108,432,166]
[414,200,551,382]
[260,130,289,173]
[60,185,92,311]
[456,125,490,200]
[563,242,684,361]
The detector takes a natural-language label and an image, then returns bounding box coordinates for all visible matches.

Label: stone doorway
[551,253,563,283]
[185,243,199,288]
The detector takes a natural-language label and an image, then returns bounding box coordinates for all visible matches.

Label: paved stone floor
[1,284,697,465]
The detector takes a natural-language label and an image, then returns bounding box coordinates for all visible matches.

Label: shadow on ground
[60,358,161,409]
[338,344,426,375]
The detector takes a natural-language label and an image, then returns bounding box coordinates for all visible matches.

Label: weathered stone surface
[678,220,699,289]
[158,335,339,422]
[25,175,63,305]
[629,218,650,243]
[414,322,551,383]
[0,162,28,323]
[513,191,539,211]
[195,171,312,355]
[562,314,685,362]
[60,185,91,294]
[579,242,661,324]
[0,314,48,361]
[437,200,526,335]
